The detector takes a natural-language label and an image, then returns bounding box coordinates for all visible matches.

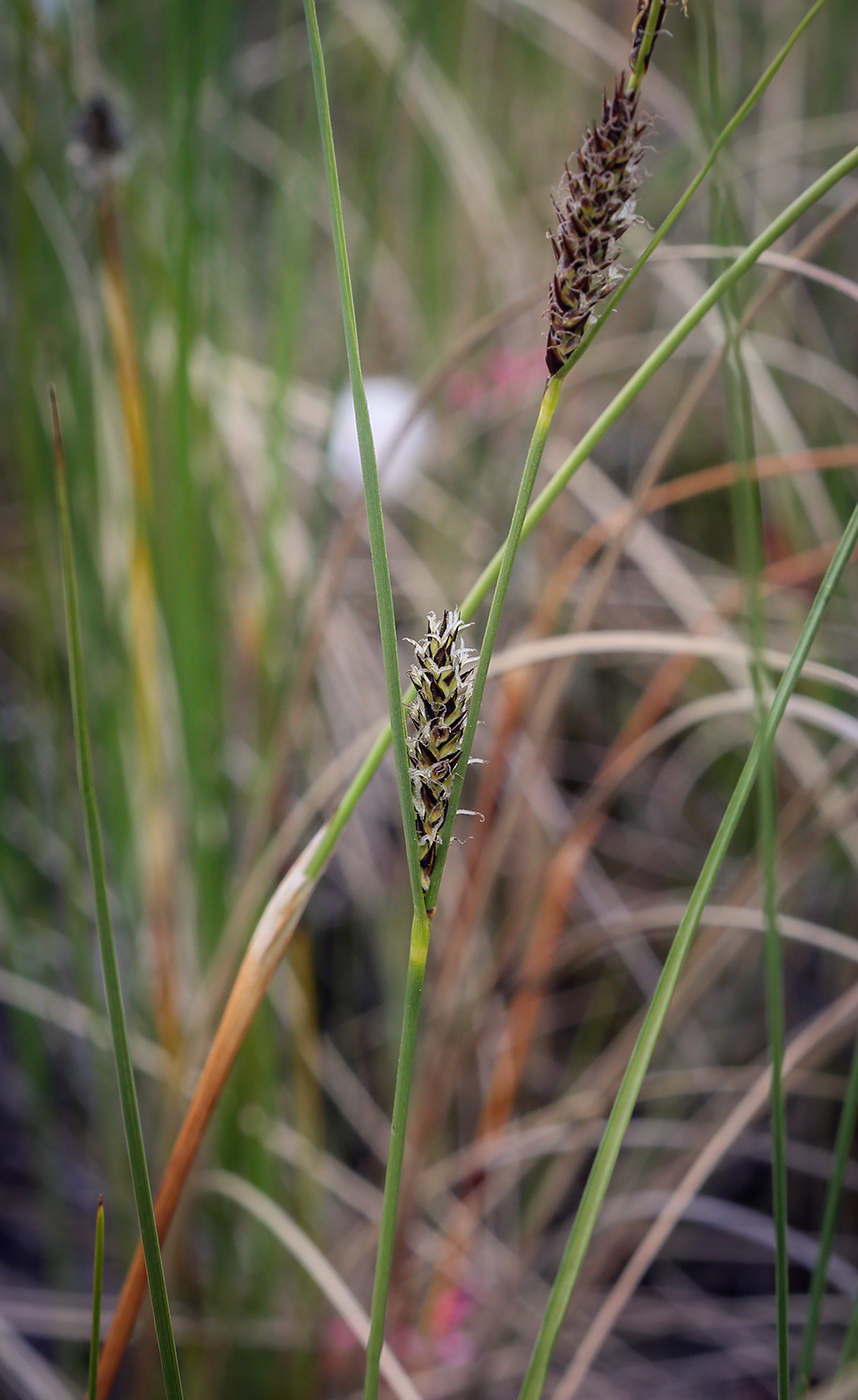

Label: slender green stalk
[629,0,665,92]
[709,9,791,1365]
[303,0,425,913]
[516,495,858,1400]
[797,1035,858,1392]
[425,374,561,908]
[723,331,790,1397]
[760,751,791,1400]
[51,391,185,1400]
[302,7,479,1392]
[303,138,858,893]
[362,905,431,1400]
[840,1241,858,1374]
[87,1197,105,1400]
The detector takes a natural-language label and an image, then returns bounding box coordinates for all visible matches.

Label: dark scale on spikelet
[545,72,649,377]
[630,0,669,76]
[407,610,476,895]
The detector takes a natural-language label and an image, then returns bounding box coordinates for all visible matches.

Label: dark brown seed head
[545,71,648,377]
[69,94,129,189]
[407,610,476,894]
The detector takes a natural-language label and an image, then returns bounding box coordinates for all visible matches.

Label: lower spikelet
[407,610,476,895]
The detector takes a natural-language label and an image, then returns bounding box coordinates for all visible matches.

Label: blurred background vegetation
[2,0,858,1396]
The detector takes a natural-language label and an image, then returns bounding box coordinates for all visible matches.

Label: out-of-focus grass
[3,1,858,1397]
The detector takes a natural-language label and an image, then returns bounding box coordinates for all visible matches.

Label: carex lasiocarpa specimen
[407,610,476,896]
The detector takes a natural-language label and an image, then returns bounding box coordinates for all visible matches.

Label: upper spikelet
[545,72,648,377]
[407,610,476,895]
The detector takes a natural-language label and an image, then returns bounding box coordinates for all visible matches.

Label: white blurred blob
[327,377,434,500]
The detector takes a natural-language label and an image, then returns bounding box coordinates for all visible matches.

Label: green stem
[840,1225,858,1374]
[426,374,562,909]
[51,391,185,1400]
[797,1034,858,1392]
[712,39,791,1368]
[724,336,791,1396]
[363,905,431,1400]
[762,749,791,1400]
[629,0,666,92]
[304,0,425,913]
[87,1197,105,1400]
[515,499,858,1400]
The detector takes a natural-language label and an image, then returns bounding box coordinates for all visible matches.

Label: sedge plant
[81,1,858,1394]
[299,2,858,1398]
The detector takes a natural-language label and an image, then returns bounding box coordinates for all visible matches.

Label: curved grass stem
[515,499,858,1400]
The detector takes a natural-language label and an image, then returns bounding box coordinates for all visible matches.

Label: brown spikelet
[545,72,649,377]
[407,610,476,895]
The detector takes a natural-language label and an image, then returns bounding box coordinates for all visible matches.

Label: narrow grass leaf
[87,1198,104,1400]
[51,391,184,1400]
[798,1035,858,1391]
[516,497,858,1400]
[303,0,424,913]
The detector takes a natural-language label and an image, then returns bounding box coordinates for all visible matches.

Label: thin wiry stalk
[302,5,458,1395]
[798,1035,858,1391]
[843,1303,858,1378]
[362,905,430,1400]
[515,495,858,1400]
[726,342,791,1400]
[425,376,561,909]
[706,2,791,1367]
[87,1198,104,1400]
[51,390,184,1400]
[629,0,668,89]
[303,0,425,913]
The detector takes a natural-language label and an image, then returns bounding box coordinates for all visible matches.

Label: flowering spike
[407,610,476,895]
[545,72,649,377]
